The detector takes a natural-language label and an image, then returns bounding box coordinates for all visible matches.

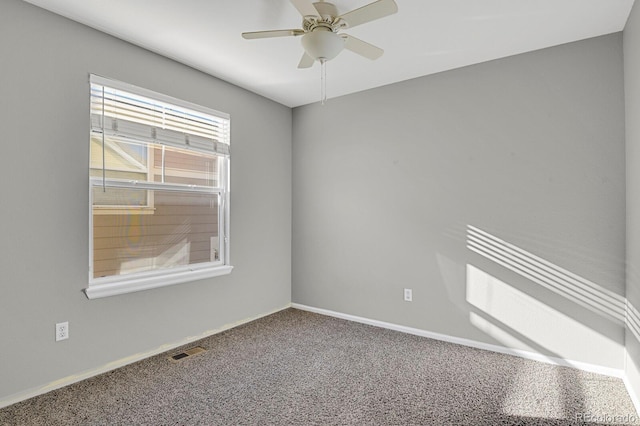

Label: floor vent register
[169,346,207,362]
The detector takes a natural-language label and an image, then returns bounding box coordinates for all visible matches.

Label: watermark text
[576,413,638,423]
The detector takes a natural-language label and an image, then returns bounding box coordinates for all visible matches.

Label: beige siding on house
[93,191,218,278]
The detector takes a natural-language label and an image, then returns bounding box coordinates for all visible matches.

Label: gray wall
[0,0,291,402]
[293,34,627,368]
[625,0,640,404]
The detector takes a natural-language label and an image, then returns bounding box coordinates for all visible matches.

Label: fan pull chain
[320,58,327,105]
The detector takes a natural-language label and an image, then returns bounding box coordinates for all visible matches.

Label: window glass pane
[90,136,148,177]
[91,136,221,188]
[92,188,220,279]
[152,145,220,187]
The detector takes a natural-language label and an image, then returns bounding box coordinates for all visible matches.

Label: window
[85,75,232,299]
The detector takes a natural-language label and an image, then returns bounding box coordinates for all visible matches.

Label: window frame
[91,138,156,215]
[85,75,232,299]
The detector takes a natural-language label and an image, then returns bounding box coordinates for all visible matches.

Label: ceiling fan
[242,0,398,103]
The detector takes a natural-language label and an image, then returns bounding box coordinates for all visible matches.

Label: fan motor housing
[303,2,344,33]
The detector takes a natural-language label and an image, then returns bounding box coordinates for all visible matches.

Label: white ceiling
[22,0,635,107]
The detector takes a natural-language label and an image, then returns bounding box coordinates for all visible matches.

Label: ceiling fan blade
[298,52,315,69]
[290,0,319,17]
[342,34,384,60]
[242,29,305,39]
[338,0,398,29]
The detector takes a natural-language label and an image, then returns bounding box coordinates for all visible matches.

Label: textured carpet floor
[0,308,638,425]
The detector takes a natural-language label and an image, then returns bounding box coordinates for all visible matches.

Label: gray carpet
[0,308,638,425]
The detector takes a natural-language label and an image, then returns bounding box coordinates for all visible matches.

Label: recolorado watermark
[576,413,638,423]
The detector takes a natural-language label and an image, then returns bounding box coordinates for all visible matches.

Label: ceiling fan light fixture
[301,30,344,61]
[242,0,399,104]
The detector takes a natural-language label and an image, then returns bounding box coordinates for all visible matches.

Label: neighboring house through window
[86,75,232,299]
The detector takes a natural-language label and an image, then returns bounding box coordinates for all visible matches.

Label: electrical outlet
[404,288,412,302]
[56,322,69,341]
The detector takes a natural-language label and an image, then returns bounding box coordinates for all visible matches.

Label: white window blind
[90,74,230,156]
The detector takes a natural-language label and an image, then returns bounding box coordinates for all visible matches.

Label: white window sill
[84,265,233,299]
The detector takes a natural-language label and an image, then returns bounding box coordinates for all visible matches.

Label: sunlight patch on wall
[466,264,621,362]
[466,225,625,324]
[469,312,534,352]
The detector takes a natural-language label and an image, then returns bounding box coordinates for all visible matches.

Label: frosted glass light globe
[301,30,345,61]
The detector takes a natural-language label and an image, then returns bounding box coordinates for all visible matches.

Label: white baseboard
[0,304,291,410]
[291,303,625,379]
[624,351,640,416]
[623,375,640,417]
